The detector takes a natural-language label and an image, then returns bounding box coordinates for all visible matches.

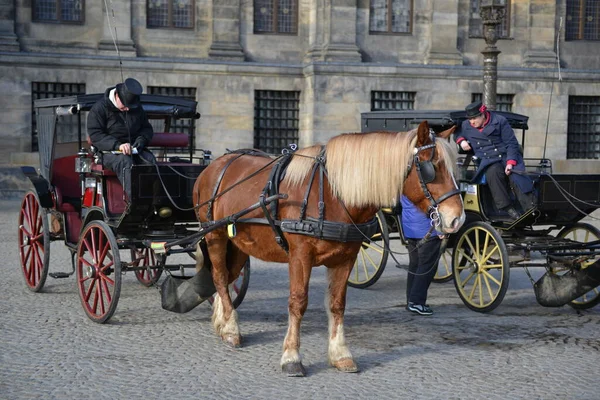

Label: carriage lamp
[75,148,92,173]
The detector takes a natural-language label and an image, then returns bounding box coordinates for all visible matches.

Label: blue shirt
[400,195,440,239]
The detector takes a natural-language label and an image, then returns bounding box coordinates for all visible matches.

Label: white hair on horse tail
[195,241,205,272]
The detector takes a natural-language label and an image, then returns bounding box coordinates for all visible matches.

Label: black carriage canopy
[360,109,529,133]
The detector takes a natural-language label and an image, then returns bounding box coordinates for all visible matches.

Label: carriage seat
[51,155,82,212]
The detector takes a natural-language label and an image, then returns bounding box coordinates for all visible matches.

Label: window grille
[148,86,197,153]
[147,0,194,29]
[468,0,510,38]
[33,0,84,23]
[31,82,86,152]
[254,0,298,34]
[254,90,300,154]
[567,96,600,159]
[369,0,412,34]
[566,0,600,41]
[371,91,415,111]
[472,93,514,112]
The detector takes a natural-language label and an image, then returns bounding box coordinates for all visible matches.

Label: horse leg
[326,263,358,373]
[207,236,241,348]
[280,257,312,377]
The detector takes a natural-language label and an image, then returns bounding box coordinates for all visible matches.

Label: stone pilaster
[98,0,136,56]
[209,0,244,61]
[305,0,361,63]
[425,0,462,65]
[0,0,20,52]
[523,0,557,68]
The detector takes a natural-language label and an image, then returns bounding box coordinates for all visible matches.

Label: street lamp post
[480,0,507,111]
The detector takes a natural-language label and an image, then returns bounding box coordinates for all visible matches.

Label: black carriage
[18,94,249,323]
[351,109,600,312]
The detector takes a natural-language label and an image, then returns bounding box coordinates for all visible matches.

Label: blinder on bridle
[410,130,461,216]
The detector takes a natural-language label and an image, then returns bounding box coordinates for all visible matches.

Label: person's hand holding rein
[505,163,513,176]
[119,143,132,155]
[460,141,472,152]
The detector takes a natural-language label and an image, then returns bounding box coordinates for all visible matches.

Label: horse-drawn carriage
[18,93,251,323]
[352,109,600,312]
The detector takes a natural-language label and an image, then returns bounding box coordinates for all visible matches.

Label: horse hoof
[282,362,306,377]
[332,358,359,373]
[222,334,242,348]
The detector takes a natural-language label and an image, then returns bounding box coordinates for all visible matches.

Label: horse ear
[437,125,457,139]
[416,120,431,146]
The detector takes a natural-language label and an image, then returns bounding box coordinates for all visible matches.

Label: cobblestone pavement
[2,200,599,400]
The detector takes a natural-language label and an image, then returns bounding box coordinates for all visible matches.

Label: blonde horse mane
[284,130,456,208]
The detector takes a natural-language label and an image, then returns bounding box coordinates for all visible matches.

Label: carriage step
[49,272,73,279]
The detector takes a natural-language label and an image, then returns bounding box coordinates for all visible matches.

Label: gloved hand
[132,137,146,150]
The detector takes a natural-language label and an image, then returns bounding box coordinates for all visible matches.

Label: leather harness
[202,148,379,252]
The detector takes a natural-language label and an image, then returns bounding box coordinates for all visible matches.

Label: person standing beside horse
[401,195,444,316]
[87,77,155,200]
[456,101,534,220]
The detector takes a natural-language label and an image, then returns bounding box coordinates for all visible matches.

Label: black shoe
[407,302,433,316]
[504,206,521,220]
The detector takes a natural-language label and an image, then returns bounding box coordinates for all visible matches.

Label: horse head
[403,121,465,234]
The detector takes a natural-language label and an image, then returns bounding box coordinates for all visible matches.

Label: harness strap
[300,162,319,220]
[207,152,247,220]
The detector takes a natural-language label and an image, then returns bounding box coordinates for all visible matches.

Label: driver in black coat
[87,78,155,201]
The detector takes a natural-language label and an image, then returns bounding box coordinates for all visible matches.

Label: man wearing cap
[87,78,155,200]
[456,101,534,220]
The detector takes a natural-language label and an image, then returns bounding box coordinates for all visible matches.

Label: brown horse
[192,121,465,376]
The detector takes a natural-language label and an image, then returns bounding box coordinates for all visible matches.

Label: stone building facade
[0,0,598,179]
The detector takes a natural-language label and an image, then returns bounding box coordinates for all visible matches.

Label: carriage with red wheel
[352,109,600,312]
[18,93,250,323]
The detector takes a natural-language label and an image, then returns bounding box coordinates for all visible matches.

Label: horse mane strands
[435,137,457,178]
[325,131,417,208]
[284,145,324,187]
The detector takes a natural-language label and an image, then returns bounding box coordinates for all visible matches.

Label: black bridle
[409,132,462,227]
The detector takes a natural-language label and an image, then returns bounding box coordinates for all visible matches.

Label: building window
[469,0,510,38]
[254,90,299,154]
[254,0,298,34]
[148,86,197,153]
[371,91,415,111]
[31,82,86,152]
[567,96,600,159]
[147,0,194,29]
[566,0,600,41]
[472,93,514,112]
[369,0,412,34]
[33,0,84,23]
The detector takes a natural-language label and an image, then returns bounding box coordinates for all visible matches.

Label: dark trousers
[406,236,441,306]
[102,150,155,200]
[485,162,533,211]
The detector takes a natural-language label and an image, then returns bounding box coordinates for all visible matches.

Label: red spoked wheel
[18,191,50,292]
[208,258,251,309]
[76,220,122,323]
[131,247,162,287]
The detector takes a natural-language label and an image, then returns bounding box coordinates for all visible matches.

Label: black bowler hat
[116,78,143,109]
[465,101,485,118]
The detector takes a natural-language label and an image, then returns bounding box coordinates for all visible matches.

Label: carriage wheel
[76,221,122,323]
[209,258,251,309]
[452,222,509,312]
[556,223,600,310]
[131,247,162,287]
[18,191,50,292]
[433,247,454,283]
[348,211,389,289]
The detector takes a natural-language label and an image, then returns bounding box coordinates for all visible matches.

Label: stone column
[425,0,462,65]
[98,0,136,56]
[0,0,20,52]
[209,0,244,61]
[304,0,361,62]
[523,0,557,68]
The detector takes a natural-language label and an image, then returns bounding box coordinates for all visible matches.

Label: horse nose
[450,213,465,232]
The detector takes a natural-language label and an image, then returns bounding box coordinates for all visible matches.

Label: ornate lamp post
[480,0,507,111]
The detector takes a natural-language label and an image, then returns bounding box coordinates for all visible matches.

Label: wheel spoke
[480,244,499,265]
[361,241,384,254]
[360,251,371,280]
[481,269,501,286]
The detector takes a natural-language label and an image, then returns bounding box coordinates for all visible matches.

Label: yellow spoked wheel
[452,222,509,312]
[556,223,600,310]
[433,247,454,283]
[348,211,389,289]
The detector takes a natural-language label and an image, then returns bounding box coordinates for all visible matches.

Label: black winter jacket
[87,87,154,152]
